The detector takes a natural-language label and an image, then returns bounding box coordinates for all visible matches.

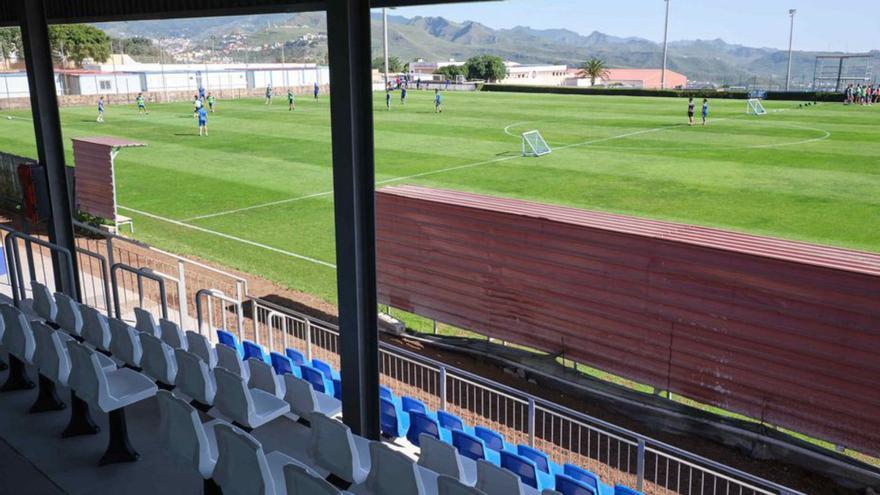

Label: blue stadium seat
[402,396,427,414]
[500,451,555,491]
[242,340,270,364]
[379,397,410,439]
[332,378,342,400]
[451,429,500,466]
[564,464,612,495]
[216,329,243,358]
[380,385,398,404]
[556,474,598,495]
[270,352,301,378]
[300,364,334,396]
[614,485,642,495]
[518,444,564,476]
[474,426,515,454]
[285,348,306,367]
[438,410,474,434]
[406,411,452,447]
[311,358,340,381]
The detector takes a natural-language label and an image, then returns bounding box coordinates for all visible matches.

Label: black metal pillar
[326,0,380,440]
[18,0,80,300]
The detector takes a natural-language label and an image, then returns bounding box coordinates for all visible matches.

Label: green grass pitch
[0,91,878,303]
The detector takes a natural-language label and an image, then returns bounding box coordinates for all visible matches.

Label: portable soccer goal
[746,98,767,116]
[522,130,551,157]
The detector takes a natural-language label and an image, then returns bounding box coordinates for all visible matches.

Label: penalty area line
[118,205,337,270]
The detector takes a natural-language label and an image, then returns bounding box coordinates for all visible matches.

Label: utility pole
[383,7,389,89]
[785,9,797,91]
[661,0,671,90]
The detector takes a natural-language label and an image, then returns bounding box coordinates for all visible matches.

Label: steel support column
[326,0,380,439]
[18,0,80,299]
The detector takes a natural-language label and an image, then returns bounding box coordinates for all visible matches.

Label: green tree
[115,36,161,61]
[48,24,110,67]
[434,64,466,80]
[372,56,404,73]
[464,55,508,82]
[0,27,21,68]
[580,57,610,86]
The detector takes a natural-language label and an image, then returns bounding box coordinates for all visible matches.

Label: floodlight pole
[660,0,670,90]
[383,7,389,88]
[785,9,796,91]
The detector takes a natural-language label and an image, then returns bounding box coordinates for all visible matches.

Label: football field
[1,90,878,303]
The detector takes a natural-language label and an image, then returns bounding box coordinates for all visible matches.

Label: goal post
[746,98,767,116]
[522,130,551,157]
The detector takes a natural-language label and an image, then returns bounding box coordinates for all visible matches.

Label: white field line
[118,205,337,269]
[184,122,682,222]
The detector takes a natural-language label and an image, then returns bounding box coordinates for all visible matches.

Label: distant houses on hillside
[409,59,688,89]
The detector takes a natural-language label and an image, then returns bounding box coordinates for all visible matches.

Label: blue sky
[392,0,879,53]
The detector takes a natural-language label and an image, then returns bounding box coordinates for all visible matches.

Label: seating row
[1,281,642,495]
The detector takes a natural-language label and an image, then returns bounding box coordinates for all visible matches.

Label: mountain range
[98,13,878,87]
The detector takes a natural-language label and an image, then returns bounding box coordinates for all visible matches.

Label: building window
[99,80,112,90]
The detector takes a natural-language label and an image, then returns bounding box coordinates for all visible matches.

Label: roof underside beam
[0,0,491,26]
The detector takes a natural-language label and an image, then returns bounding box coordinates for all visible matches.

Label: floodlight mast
[786,9,797,91]
[383,8,389,88]
[660,0,670,90]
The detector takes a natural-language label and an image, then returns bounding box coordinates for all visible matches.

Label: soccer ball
[6,116,11,120]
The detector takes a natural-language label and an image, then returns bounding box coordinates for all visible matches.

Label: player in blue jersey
[314,81,320,100]
[265,84,273,105]
[400,85,407,105]
[198,106,208,136]
[434,89,442,113]
[385,90,391,111]
[701,98,709,126]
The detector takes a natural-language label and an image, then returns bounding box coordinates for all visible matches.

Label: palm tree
[580,58,610,87]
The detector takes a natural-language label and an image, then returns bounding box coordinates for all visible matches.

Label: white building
[0,62,331,99]
[499,62,569,86]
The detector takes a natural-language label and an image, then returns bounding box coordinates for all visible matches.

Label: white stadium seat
[139,332,178,388]
[174,348,217,410]
[438,475,488,495]
[360,440,438,495]
[418,433,476,486]
[54,292,83,337]
[159,318,188,350]
[187,330,218,368]
[218,341,251,380]
[134,307,160,337]
[214,367,289,430]
[284,462,349,495]
[283,375,341,420]
[475,459,532,495]
[157,390,223,493]
[80,304,112,353]
[31,280,58,323]
[109,318,144,369]
[67,341,158,465]
[249,358,286,398]
[309,412,371,487]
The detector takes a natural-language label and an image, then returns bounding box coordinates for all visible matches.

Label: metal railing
[237,297,802,495]
[0,224,802,495]
[110,262,168,320]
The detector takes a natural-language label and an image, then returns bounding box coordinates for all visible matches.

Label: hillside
[97,13,878,86]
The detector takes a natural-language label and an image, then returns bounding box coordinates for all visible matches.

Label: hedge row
[481,84,843,102]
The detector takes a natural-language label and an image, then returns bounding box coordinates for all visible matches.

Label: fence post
[528,398,536,447]
[439,366,447,410]
[177,260,188,328]
[235,280,245,336]
[433,319,438,335]
[305,319,313,362]
[636,439,646,492]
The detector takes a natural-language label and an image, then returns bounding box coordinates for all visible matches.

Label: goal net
[746,98,767,116]
[522,130,551,157]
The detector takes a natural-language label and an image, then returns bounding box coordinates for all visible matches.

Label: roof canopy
[0,0,481,26]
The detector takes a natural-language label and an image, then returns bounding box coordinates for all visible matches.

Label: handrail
[194,288,244,338]
[248,295,806,495]
[110,262,168,320]
[74,245,112,316]
[73,219,249,294]
[0,225,77,306]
